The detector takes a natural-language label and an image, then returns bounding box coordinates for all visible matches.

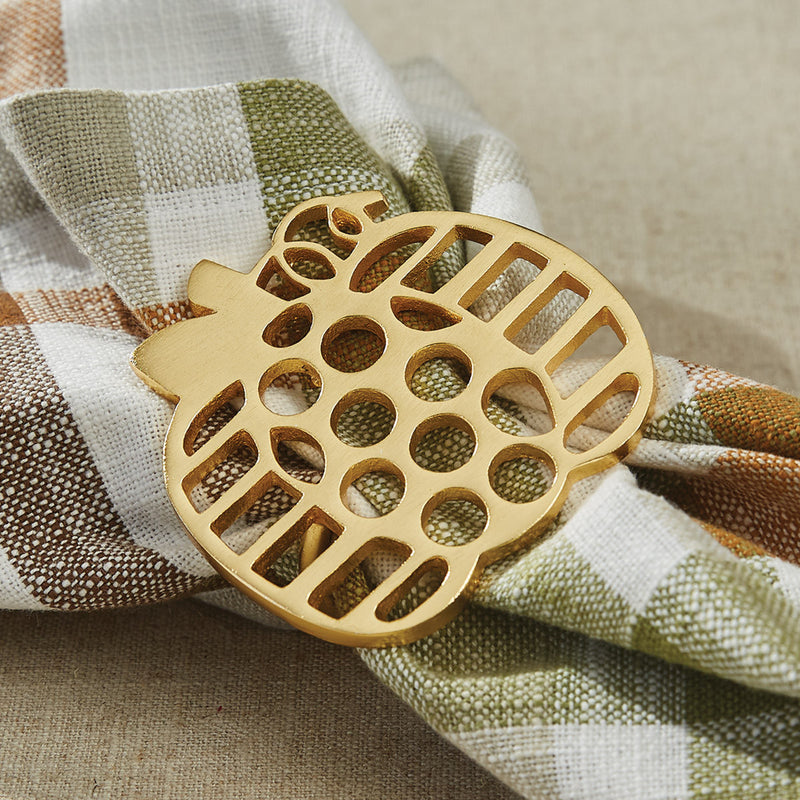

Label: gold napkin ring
[132,192,655,647]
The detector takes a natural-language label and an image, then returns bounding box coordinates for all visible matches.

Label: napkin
[1,1,799,798]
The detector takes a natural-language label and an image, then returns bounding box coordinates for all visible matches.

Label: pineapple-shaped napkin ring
[132,191,655,647]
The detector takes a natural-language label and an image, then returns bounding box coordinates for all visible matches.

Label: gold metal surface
[131,191,656,647]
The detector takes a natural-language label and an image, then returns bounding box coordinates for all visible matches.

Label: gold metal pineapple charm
[132,191,655,647]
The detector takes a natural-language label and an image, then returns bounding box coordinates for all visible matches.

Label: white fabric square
[0,210,96,292]
[773,558,800,610]
[127,84,258,194]
[144,179,270,303]
[553,724,690,800]
[0,547,46,610]
[565,467,732,613]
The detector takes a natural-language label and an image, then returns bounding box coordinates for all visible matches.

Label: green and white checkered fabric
[1,2,799,798]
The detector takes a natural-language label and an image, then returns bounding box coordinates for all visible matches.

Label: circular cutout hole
[271,428,325,483]
[331,390,396,447]
[263,304,312,348]
[341,459,405,518]
[405,345,471,402]
[410,415,475,472]
[422,490,488,546]
[322,316,386,373]
[260,359,321,416]
[482,368,554,437]
[489,447,555,504]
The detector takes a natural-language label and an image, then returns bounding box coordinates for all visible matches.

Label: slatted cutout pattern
[132,191,655,647]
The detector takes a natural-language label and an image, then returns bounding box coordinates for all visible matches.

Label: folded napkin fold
[1,1,799,798]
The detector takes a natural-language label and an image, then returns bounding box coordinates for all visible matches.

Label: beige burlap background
[2,1,797,797]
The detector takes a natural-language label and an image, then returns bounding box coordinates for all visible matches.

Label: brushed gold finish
[131,191,656,647]
[300,523,331,571]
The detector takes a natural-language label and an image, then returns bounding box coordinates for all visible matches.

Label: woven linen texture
[1,1,799,798]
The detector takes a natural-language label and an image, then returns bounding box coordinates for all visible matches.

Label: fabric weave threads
[1,1,800,797]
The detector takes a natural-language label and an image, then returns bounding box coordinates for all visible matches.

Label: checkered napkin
[2,1,800,798]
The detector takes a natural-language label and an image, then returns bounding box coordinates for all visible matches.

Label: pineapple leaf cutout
[132,191,655,647]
